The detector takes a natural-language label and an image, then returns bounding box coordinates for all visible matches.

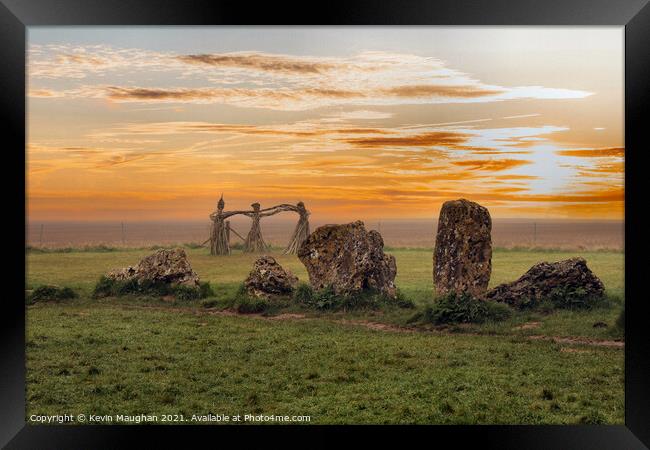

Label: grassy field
[25,246,624,424]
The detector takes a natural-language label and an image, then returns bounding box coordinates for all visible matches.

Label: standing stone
[485,257,605,308]
[297,221,397,298]
[244,255,298,299]
[107,247,200,288]
[433,199,492,297]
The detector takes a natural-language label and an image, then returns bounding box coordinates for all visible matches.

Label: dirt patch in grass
[336,319,414,333]
[268,313,307,320]
[44,302,624,348]
[514,321,542,330]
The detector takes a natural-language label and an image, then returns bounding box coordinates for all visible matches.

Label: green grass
[25,246,624,424]
[27,302,623,424]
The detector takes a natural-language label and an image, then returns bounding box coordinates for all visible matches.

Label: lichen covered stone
[244,255,298,299]
[297,221,397,298]
[433,199,492,297]
[106,248,200,288]
[486,257,605,309]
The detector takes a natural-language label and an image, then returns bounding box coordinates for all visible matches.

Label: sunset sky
[27,27,624,222]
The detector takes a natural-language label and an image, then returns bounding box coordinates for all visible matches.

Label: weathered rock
[433,199,492,297]
[485,257,605,308]
[106,266,137,281]
[297,221,397,298]
[244,255,298,298]
[107,248,200,287]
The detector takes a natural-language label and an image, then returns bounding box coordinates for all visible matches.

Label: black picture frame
[2,0,648,448]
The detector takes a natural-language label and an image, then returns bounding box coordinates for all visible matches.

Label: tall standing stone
[433,199,492,297]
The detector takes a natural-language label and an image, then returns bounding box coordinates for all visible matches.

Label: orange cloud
[382,84,504,98]
[101,85,506,105]
[95,154,150,168]
[102,85,364,105]
[342,131,471,148]
[577,161,625,176]
[105,87,224,101]
[177,53,338,74]
[135,122,395,138]
[28,89,63,98]
[492,174,539,180]
[526,188,624,203]
[56,53,106,66]
[557,147,624,158]
[452,159,531,171]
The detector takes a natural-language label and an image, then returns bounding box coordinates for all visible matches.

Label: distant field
[26,218,624,250]
[26,247,624,424]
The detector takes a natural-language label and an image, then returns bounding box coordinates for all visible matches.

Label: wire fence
[25,219,624,251]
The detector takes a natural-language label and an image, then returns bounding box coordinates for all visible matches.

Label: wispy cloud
[381,84,504,98]
[324,110,394,121]
[28,88,65,98]
[452,159,532,171]
[342,131,470,149]
[556,147,624,158]
[28,46,592,111]
[176,52,340,75]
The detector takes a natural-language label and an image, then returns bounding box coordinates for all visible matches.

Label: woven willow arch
[207,196,310,255]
